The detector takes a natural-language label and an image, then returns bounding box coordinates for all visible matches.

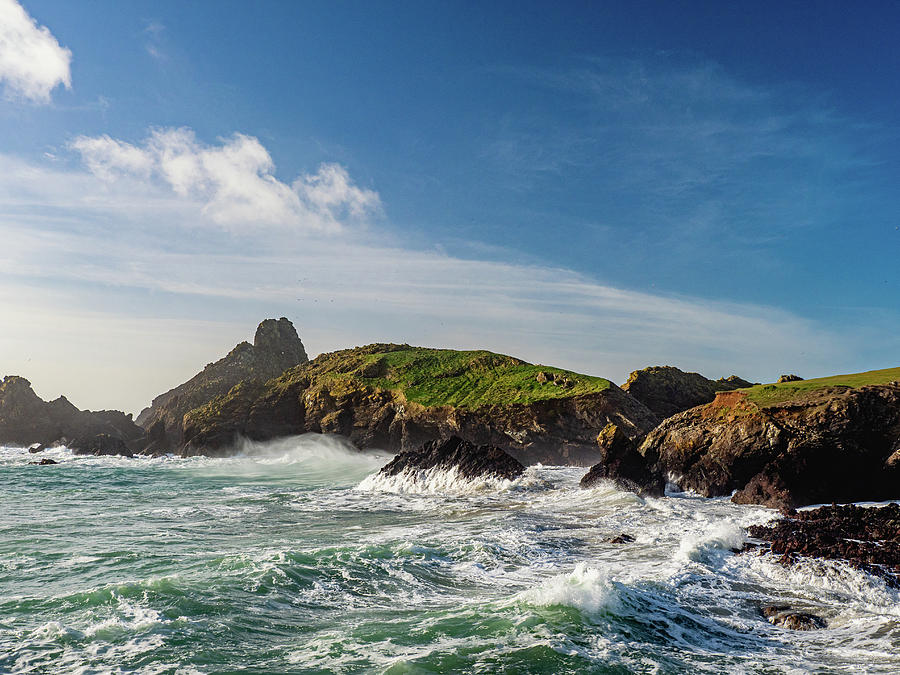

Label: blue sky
[1,0,898,413]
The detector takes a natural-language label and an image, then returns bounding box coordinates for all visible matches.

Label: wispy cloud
[69,127,381,230]
[484,55,884,258]
[143,20,166,61]
[0,0,71,103]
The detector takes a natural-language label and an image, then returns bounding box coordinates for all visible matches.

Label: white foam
[515,562,619,614]
[676,520,747,563]
[356,464,549,495]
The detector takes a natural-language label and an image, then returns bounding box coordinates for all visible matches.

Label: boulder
[378,436,525,481]
[761,605,826,630]
[778,374,804,383]
[580,423,664,496]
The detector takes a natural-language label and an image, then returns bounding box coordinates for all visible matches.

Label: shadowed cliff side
[136,318,308,450]
[180,345,659,466]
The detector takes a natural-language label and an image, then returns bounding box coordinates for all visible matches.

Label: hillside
[181,344,658,465]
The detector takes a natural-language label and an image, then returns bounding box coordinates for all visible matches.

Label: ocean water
[2,435,899,674]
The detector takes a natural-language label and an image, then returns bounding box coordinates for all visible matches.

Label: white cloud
[0,0,71,103]
[70,127,381,230]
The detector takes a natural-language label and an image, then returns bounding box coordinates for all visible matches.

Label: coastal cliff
[591,367,900,508]
[181,344,659,465]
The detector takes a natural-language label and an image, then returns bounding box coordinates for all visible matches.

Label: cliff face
[621,365,753,418]
[596,371,900,509]
[181,344,659,466]
[136,318,308,448]
[0,376,143,448]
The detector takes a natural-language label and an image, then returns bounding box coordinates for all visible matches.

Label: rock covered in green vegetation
[136,318,308,450]
[0,375,143,448]
[597,367,900,508]
[181,344,659,465]
[621,365,752,418]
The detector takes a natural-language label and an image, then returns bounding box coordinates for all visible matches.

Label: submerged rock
[745,503,900,588]
[761,605,826,630]
[69,434,133,458]
[605,533,635,544]
[378,436,525,481]
[29,458,58,465]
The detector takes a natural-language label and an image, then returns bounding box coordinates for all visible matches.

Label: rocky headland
[0,375,143,455]
[589,368,900,509]
[180,344,659,465]
[136,317,308,451]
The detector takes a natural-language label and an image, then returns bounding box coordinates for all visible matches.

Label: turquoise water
[2,435,900,674]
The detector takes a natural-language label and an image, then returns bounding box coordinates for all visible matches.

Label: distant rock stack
[622,365,752,418]
[135,318,309,451]
[0,375,143,450]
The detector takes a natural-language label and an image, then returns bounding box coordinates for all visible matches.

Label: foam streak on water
[2,436,899,673]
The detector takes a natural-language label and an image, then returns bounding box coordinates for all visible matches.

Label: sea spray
[4,447,900,673]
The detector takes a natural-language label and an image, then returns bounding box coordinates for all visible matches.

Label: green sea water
[2,435,900,674]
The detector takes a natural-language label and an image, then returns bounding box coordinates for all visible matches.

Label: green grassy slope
[209,344,613,414]
[743,366,900,407]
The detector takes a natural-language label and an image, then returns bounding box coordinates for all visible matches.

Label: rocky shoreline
[744,503,900,588]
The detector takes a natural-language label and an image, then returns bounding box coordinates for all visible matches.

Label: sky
[1,0,898,415]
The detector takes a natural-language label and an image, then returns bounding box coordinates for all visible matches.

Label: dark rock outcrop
[70,433,133,457]
[761,605,826,630]
[181,345,659,465]
[29,458,58,465]
[746,503,900,588]
[778,374,804,383]
[622,365,751,418]
[601,382,900,509]
[580,423,664,496]
[0,376,143,449]
[378,436,524,481]
[135,318,308,452]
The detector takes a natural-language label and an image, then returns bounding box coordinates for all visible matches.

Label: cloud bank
[0,0,71,103]
[70,127,381,229]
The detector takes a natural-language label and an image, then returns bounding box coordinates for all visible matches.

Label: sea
[1,435,899,674]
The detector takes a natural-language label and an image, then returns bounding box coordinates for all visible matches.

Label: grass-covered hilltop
[182,343,658,465]
[740,366,900,407]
